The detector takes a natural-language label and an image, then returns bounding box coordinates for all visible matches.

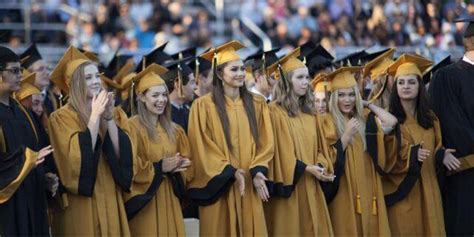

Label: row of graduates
[1,37,457,237]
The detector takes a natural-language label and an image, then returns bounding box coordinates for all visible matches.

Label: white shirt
[462,55,474,65]
[249,86,272,102]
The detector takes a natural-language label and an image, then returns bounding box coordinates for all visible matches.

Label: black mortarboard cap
[136,42,173,73]
[188,56,212,74]
[298,41,317,62]
[334,50,368,67]
[358,48,391,64]
[422,55,451,84]
[20,44,42,69]
[454,17,474,38]
[246,47,280,72]
[162,56,194,80]
[0,46,19,66]
[171,47,197,60]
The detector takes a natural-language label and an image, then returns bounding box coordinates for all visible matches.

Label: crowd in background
[1,0,473,56]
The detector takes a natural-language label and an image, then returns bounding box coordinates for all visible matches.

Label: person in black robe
[429,17,474,235]
[162,57,196,132]
[0,46,54,236]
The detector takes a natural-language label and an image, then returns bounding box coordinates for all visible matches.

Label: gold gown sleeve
[249,97,274,178]
[187,98,237,205]
[48,107,102,196]
[0,148,38,203]
[266,104,307,198]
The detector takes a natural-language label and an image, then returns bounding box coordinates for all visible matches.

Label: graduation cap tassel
[212,52,219,86]
[195,58,200,85]
[130,81,136,116]
[278,64,289,93]
[262,54,272,85]
[368,74,389,104]
[142,58,146,71]
[177,64,184,98]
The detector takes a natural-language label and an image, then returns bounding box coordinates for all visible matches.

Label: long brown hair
[273,70,316,117]
[212,62,259,150]
[136,86,175,142]
[20,95,49,131]
[69,62,93,128]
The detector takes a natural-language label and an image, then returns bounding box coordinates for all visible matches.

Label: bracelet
[103,116,113,121]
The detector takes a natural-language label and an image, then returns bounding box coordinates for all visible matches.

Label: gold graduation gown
[125,116,191,236]
[320,113,391,236]
[265,104,333,236]
[187,94,274,236]
[383,113,445,236]
[48,105,133,236]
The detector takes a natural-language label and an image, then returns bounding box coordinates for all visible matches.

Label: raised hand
[36,145,53,166]
[102,92,115,120]
[253,172,269,202]
[91,90,109,119]
[443,149,460,171]
[235,169,246,197]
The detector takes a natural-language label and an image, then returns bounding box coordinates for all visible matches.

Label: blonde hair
[69,62,93,129]
[273,70,316,117]
[329,86,366,149]
[136,87,175,142]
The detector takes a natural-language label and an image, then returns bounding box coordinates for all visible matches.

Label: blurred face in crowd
[337,87,356,116]
[0,62,22,93]
[396,74,419,101]
[141,85,168,116]
[31,93,44,116]
[290,67,310,97]
[182,74,196,102]
[314,92,327,114]
[197,70,213,95]
[84,64,102,99]
[220,60,246,88]
[255,71,277,97]
[29,60,50,90]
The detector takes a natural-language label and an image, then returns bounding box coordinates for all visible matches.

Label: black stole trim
[77,129,101,197]
[266,160,307,198]
[385,144,423,206]
[188,165,236,206]
[321,139,346,203]
[102,128,133,192]
[366,112,389,176]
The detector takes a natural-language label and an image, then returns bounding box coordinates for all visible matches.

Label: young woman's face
[84,64,102,98]
[31,93,44,116]
[221,60,246,88]
[396,74,419,101]
[314,92,327,114]
[290,67,310,97]
[337,87,356,116]
[141,85,168,116]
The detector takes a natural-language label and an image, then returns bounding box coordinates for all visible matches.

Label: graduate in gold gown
[264,48,335,236]
[382,54,447,236]
[187,40,274,236]
[311,73,331,115]
[321,66,398,236]
[48,46,134,236]
[363,49,396,109]
[124,63,192,236]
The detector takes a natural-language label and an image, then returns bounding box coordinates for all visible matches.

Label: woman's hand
[36,145,53,166]
[102,92,115,120]
[45,172,59,197]
[90,90,109,119]
[443,149,460,171]
[253,172,269,202]
[235,169,246,197]
[306,165,335,182]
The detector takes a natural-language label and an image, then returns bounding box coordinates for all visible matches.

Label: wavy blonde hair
[69,62,94,129]
[136,86,175,142]
[273,70,316,117]
[328,85,366,149]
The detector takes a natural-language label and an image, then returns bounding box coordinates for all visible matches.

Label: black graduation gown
[171,104,190,133]
[429,59,474,235]
[43,89,61,116]
[0,98,49,236]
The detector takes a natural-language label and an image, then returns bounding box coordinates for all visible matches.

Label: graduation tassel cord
[195,58,200,85]
[177,64,184,99]
[278,64,290,93]
[356,194,362,214]
[212,51,219,86]
[130,81,136,116]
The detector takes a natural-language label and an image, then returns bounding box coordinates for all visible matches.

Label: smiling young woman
[321,66,398,236]
[123,63,192,236]
[47,46,134,236]
[187,41,274,236]
[264,48,334,236]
